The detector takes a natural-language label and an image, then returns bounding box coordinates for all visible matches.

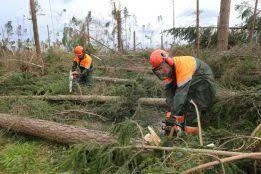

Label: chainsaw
[69,70,80,93]
[69,70,73,93]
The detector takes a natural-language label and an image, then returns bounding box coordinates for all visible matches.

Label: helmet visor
[152,62,173,80]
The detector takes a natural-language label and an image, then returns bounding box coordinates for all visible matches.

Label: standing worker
[71,46,93,85]
[149,49,216,136]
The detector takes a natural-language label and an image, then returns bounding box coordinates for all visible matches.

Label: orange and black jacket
[164,56,215,115]
[72,54,93,76]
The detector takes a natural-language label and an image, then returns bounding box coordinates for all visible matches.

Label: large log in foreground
[0,113,116,144]
[1,112,260,169]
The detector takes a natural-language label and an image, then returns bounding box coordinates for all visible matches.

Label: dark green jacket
[165,58,216,115]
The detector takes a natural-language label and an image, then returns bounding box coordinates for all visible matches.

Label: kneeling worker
[71,45,93,85]
[149,49,216,136]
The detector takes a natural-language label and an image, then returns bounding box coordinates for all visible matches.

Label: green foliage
[0,142,54,173]
[57,143,145,174]
[0,72,39,95]
[208,92,260,132]
[112,118,140,145]
[202,49,260,88]
[165,27,249,48]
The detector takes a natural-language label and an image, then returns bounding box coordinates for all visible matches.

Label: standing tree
[85,11,92,47]
[29,0,41,57]
[196,0,200,57]
[217,0,231,51]
[46,25,51,48]
[172,0,175,43]
[16,25,23,51]
[3,21,15,49]
[248,0,259,46]
[235,1,261,45]
[123,7,130,49]
[112,0,123,53]
[158,15,164,49]
[29,0,44,73]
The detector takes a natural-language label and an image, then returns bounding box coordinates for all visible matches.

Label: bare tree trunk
[47,25,51,48]
[172,0,175,43]
[196,0,200,57]
[217,0,231,51]
[248,0,258,46]
[30,0,44,73]
[113,1,123,53]
[87,21,90,47]
[0,113,115,144]
[116,9,123,53]
[30,0,41,57]
[133,31,136,51]
[161,35,164,49]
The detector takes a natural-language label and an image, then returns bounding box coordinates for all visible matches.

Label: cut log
[96,66,152,74]
[1,113,259,162]
[182,153,261,174]
[93,76,134,83]
[138,97,166,107]
[0,95,124,103]
[0,113,116,144]
[0,89,256,107]
[133,145,261,159]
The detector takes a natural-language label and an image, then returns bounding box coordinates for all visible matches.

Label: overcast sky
[0,0,259,48]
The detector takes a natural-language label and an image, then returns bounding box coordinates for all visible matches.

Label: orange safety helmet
[74,46,84,56]
[150,49,173,68]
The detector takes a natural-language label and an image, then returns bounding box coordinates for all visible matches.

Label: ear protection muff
[160,52,174,66]
[82,48,86,54]
[165,57,174,66]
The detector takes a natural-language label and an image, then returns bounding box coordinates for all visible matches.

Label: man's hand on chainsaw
[162,112,184,137]
[71,71,80,79]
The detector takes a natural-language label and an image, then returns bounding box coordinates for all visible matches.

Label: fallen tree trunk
[182,152,261,174]
[134,145,261,159]
[0,113,116,144]
[93,76,134,83]
[96,66,152,74]
[0,89,257,107]
[1,113,259,164]
[0,95,123,103]
[137,97,166,107]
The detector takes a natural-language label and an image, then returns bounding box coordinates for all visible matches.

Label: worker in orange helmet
[71,46,93,85]
[150,49,216,136]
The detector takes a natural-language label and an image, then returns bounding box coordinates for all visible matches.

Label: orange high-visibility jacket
[73,54,92,69]
[164,56,197,87]
[173,56,197,87]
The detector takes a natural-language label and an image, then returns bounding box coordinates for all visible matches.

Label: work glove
[162,112,184,137]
